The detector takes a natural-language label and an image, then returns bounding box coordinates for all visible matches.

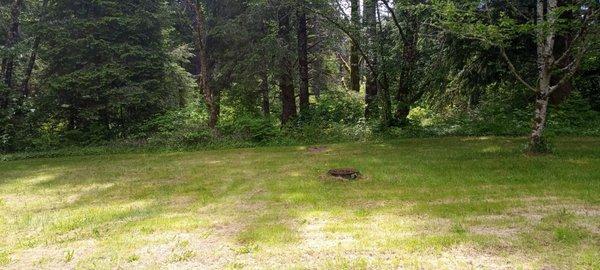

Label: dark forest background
[1,0,598,154]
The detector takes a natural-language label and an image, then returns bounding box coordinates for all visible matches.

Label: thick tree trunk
[278,7,297,124]
[364,0,378,118]
[297,1,310,114]
[365,74,378,118]
[530,92,550,149]
[349,0,361,93]
[394,41,418,125]
[3,0,24,88]
[184,0,219,130]
[527,0,557,152]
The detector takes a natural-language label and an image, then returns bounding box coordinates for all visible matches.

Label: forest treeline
[1,0,599,154]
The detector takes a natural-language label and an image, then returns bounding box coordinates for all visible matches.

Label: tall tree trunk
[261,71,271,117]
[528,0,557,152]
[21,38,39,97]
[184,0,219,130]
[394,41,418,125]
[21,0,49,97]
[365,74,378,118]
[297,1,310,114]
[278,6,297,124]
[364,0,379,118]
[3,0,24,88]
[349,0,361,93]
[311,16,326,100]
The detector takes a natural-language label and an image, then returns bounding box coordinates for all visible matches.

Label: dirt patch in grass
[307,146,329,153]
[469,226,521,238]
[132,232,236,269]
[6,240,97,270]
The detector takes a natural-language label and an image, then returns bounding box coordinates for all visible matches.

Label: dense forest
[1,0,599,154]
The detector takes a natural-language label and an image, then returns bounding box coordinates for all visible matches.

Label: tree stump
[328,168,360,180]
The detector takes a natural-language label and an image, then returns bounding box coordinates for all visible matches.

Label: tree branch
[500,48,537,92]
[380,0,409,44]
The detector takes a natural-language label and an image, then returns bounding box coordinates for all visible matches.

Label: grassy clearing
[0,137,599,269]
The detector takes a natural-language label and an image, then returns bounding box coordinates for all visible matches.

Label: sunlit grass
[0,137,598,269]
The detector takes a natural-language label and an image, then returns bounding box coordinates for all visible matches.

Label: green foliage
[38,0,173,141]
[142,106,210,147]
[2,0,598,155]
[414,90,600,137]
[220,116,279,143]
[547,92,600,136]
[310,90,365,125]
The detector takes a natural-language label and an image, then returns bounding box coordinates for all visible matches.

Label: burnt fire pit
[328,168,360,180]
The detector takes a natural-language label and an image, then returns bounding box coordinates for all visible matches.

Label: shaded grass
[0,137,598,269]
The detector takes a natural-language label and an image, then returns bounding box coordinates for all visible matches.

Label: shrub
[220,116,279,143]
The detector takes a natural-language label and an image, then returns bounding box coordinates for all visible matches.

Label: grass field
[0,137,599,269]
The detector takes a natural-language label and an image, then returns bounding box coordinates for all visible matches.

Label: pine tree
[42,0,170,138]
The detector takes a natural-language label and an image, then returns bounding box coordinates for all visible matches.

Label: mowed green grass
[0,137,599,269]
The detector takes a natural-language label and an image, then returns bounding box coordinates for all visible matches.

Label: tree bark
[184,0,220,130]
[394,44,417,125]
[311,16,326,100]
[21,0,49,97]
[297,1,310,114]
[21,38,39,97]
[349,0,361,93]
[365,73,378,118]
[530,92,550,149]
[278,6,297,124]
[528,0,557,151]
[364,0,379,118]
[3,0,24,89]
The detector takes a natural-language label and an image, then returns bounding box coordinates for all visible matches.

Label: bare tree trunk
[21,38,39,97]
[365,74,378,118]
[349,0,361,93]
[310,16,326,100]
[394,44,417,125]
[528,0,557,151]
[375,1,393,126]
[364,0,378,118]
[278,6,297,124]
[20,0,49,97]
[530,92,550,148]
[297,0,310,114]
[184,0,220,131]
[3,0,24,88]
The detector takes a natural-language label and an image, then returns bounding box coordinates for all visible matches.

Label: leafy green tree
[435,0,599,153]
[40,0,171,139]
